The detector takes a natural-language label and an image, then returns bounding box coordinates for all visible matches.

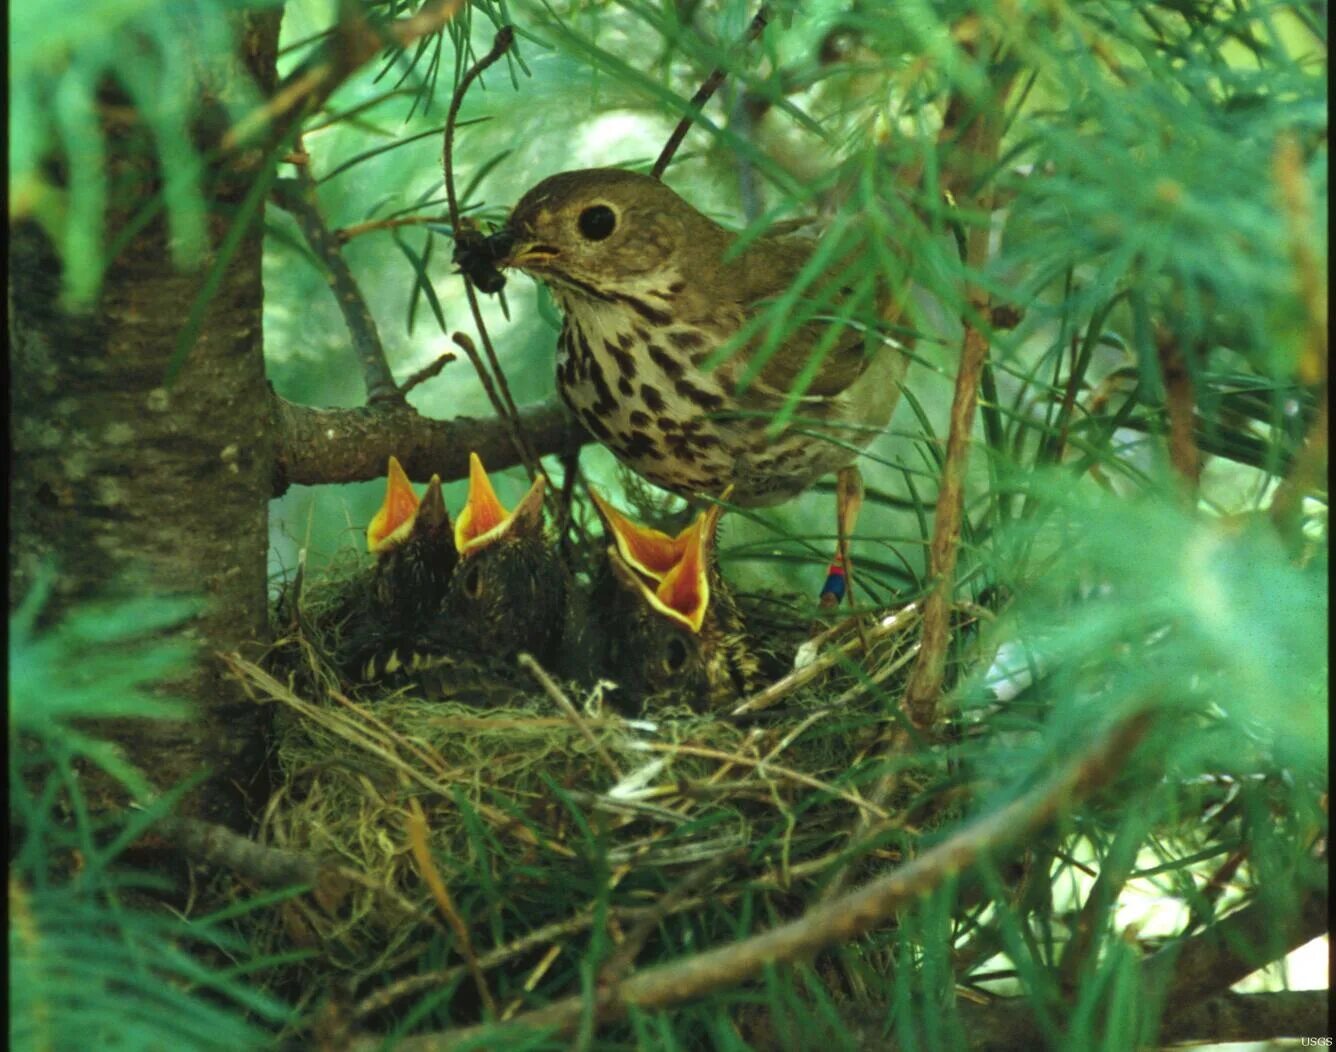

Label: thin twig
[814,722,916,905]
[730,602,920,715]
[651,6,771,179]
[449,331,518,448]
[222,0,467,152]
[519,653,624,781]
[401,351,457,395]
[335,213,454,243]
[638,741,891,820]
[1183,846,1249,935]
[1154,324,1201,495]
[441,28,545,486]
[353,713,1152,1051]
[272,161,403,405]
[903,59,1017,729]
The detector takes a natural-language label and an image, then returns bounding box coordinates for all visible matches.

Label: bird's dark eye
[460,562,483,599]
[577,205,616,241]
[662,635,689,674]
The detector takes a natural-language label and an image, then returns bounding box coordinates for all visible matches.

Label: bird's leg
[820,465,864,610]
[817,465,874,655]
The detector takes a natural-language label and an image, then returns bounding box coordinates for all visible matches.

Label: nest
[227,553,942,1030]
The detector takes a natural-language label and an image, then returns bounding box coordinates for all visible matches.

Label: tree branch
[152,814,350,915]
[903,48,1016,728]
[271,395,586,495]
[840,989,1332,1050]
[272,168,403,406]
[1155,325,1202,495]
[651,6,771,179]
[1156,989,1331,1046]
[1145,884,1329,1009]
[955,890,1330,1051]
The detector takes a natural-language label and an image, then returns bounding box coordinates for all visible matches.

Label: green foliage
[9,0,279,307]
[10,572,198,801]
[9,577,292,1050]
[10,882,289,1052]
[976,474,1327,776]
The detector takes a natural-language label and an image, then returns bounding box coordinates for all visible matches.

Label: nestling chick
[433,452,567,667]
[589,491,758,712]
[338,456,457,681]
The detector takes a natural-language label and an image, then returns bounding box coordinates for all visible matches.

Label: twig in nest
[651,6,772,180]
[441,27,545,487]
[272,154,403,406]
[639,741,891,820]
[519,653,623,781]
[400,351,457,395]
[730,602,920,715]
[406,799,496,1017]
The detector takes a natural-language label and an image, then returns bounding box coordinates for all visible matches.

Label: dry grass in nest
[227,564,945,1020]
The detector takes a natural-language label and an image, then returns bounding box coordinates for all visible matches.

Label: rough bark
[272,396,586,494]
[9,10,283,830]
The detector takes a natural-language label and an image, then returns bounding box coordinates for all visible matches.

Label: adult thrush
[590,491,758,711]
[495,167,909,600]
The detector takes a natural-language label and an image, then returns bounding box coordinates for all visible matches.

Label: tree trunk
[9,10,283,830]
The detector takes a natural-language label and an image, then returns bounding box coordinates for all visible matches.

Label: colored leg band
[819,563,847,601]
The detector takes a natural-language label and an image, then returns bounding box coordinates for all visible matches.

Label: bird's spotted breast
[556,303,741,496]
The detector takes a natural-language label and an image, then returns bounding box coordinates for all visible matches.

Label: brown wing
[731,230,888,400]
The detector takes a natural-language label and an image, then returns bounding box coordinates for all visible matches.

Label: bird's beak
[454,451,547,557]
[492,225,558,271]
[588,489,687,581]
[607,503,722,634]
[411,474,452,544]
[367,455,419,553]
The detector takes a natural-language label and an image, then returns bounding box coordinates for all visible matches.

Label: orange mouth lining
[367,455,420,553]
[455,452,547,556]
